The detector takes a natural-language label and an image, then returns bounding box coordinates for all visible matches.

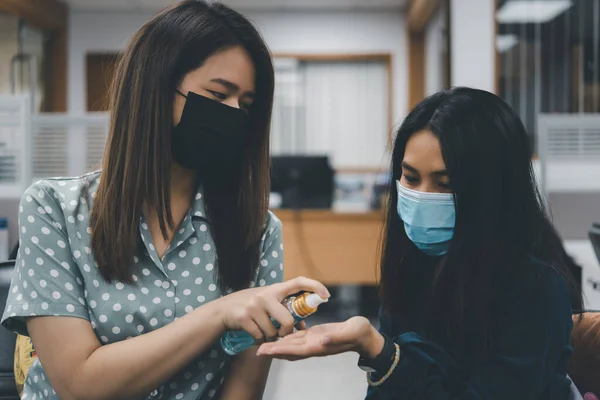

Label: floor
[263,352,368,400]
[262,314,372,400]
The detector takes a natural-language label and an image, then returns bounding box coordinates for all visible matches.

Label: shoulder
[497,257,573,316]
[18,172,101,235]
[510,257,570,294]
[264,210,282,235]
[260,211,283,250]
[21,172,101,210]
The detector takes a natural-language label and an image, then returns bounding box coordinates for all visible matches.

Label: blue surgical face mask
[396,181,456,256]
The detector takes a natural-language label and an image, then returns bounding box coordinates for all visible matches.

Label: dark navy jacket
[366,259,574,400]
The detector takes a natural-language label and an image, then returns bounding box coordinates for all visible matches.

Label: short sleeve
[1,182,89,336]
[254,212,284,287]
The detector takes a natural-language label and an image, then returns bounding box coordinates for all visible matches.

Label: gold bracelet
[366,343,400,387]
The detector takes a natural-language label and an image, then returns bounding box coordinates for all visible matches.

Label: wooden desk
[274,210,384,285]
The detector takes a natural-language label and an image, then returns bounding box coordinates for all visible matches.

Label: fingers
[264,302,296,337]
[250,303,278,342]
[258,341,322,358]
[256,331,306,355]
[295,321,307,331]
[275,330,308,342]
[238,317,265,345]
[240,295,278,342]
[277,277,330,301]
[257,339,313,357]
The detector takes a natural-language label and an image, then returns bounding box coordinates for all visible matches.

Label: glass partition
[496,0,600,150]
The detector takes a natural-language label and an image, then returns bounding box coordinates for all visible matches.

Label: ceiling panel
[66,0,409,11]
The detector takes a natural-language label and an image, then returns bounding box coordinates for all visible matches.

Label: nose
[223,97,241,110]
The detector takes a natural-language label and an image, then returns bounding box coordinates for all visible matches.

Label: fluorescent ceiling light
[496,0,573,24]
[496,34,519,52]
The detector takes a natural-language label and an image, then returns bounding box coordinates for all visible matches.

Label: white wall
[449,0,495,93]
[68,10,154,114]
[68,9,408,123]
[425,5,445,96]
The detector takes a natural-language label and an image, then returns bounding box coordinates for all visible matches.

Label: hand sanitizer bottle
[221,292,328,356]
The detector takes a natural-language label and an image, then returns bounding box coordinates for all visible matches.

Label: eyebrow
[402,161,448,177]
[210,78,256,99]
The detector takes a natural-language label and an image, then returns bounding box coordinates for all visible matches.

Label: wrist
[358,326,385,359]
[207,296,228,333]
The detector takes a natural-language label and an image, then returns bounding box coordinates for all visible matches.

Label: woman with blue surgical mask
[258,87,583,399]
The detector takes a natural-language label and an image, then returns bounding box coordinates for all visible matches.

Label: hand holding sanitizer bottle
[221,292,328,356]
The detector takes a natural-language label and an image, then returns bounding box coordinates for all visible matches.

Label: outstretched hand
[256,316,383,361]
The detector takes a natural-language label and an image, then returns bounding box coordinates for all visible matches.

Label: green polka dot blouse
[1,171,285,400]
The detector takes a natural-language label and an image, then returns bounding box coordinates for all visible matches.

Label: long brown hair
[90,1,274,290]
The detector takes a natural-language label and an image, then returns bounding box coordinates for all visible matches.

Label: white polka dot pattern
[1,172,284,400]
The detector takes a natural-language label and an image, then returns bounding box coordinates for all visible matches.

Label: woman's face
[173,45,256,125]
[400,129,451,194]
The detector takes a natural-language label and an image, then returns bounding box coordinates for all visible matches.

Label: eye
[438,182,452,191]
[240,102,252,114]
[208,90,227,100]
[402,175,419,184]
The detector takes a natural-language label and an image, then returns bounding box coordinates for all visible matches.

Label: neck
[142,164,197,246]
[170,162,197,200]
[143,163,196,216]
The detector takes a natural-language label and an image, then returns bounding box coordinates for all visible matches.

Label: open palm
[256,316,373,361]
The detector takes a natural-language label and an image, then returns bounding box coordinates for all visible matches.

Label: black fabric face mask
[171,90,248,171]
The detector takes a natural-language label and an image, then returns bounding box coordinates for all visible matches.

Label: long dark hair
[379,87,583,365]
[90,1,274,290]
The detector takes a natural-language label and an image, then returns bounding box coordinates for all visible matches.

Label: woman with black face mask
[1,2,329,400]
[257,88,584,399]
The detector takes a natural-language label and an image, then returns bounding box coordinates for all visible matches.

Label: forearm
[220,347,272,400]
[61,300,225,400]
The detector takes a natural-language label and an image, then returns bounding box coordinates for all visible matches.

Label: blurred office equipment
[370,172,391,210]
[591,223,600,265]
[0,218,8,262]
[333,173,374,213]
[537,114,600,196]
[0,96,30,197]
[0,260,19,400]
[0,142,17,184]
[270,155,334,209]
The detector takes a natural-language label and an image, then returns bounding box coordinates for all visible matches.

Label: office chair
[0,260,19,399]
[590,223,600,266]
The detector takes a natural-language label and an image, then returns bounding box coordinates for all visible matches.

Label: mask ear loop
[176,90,188,98]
